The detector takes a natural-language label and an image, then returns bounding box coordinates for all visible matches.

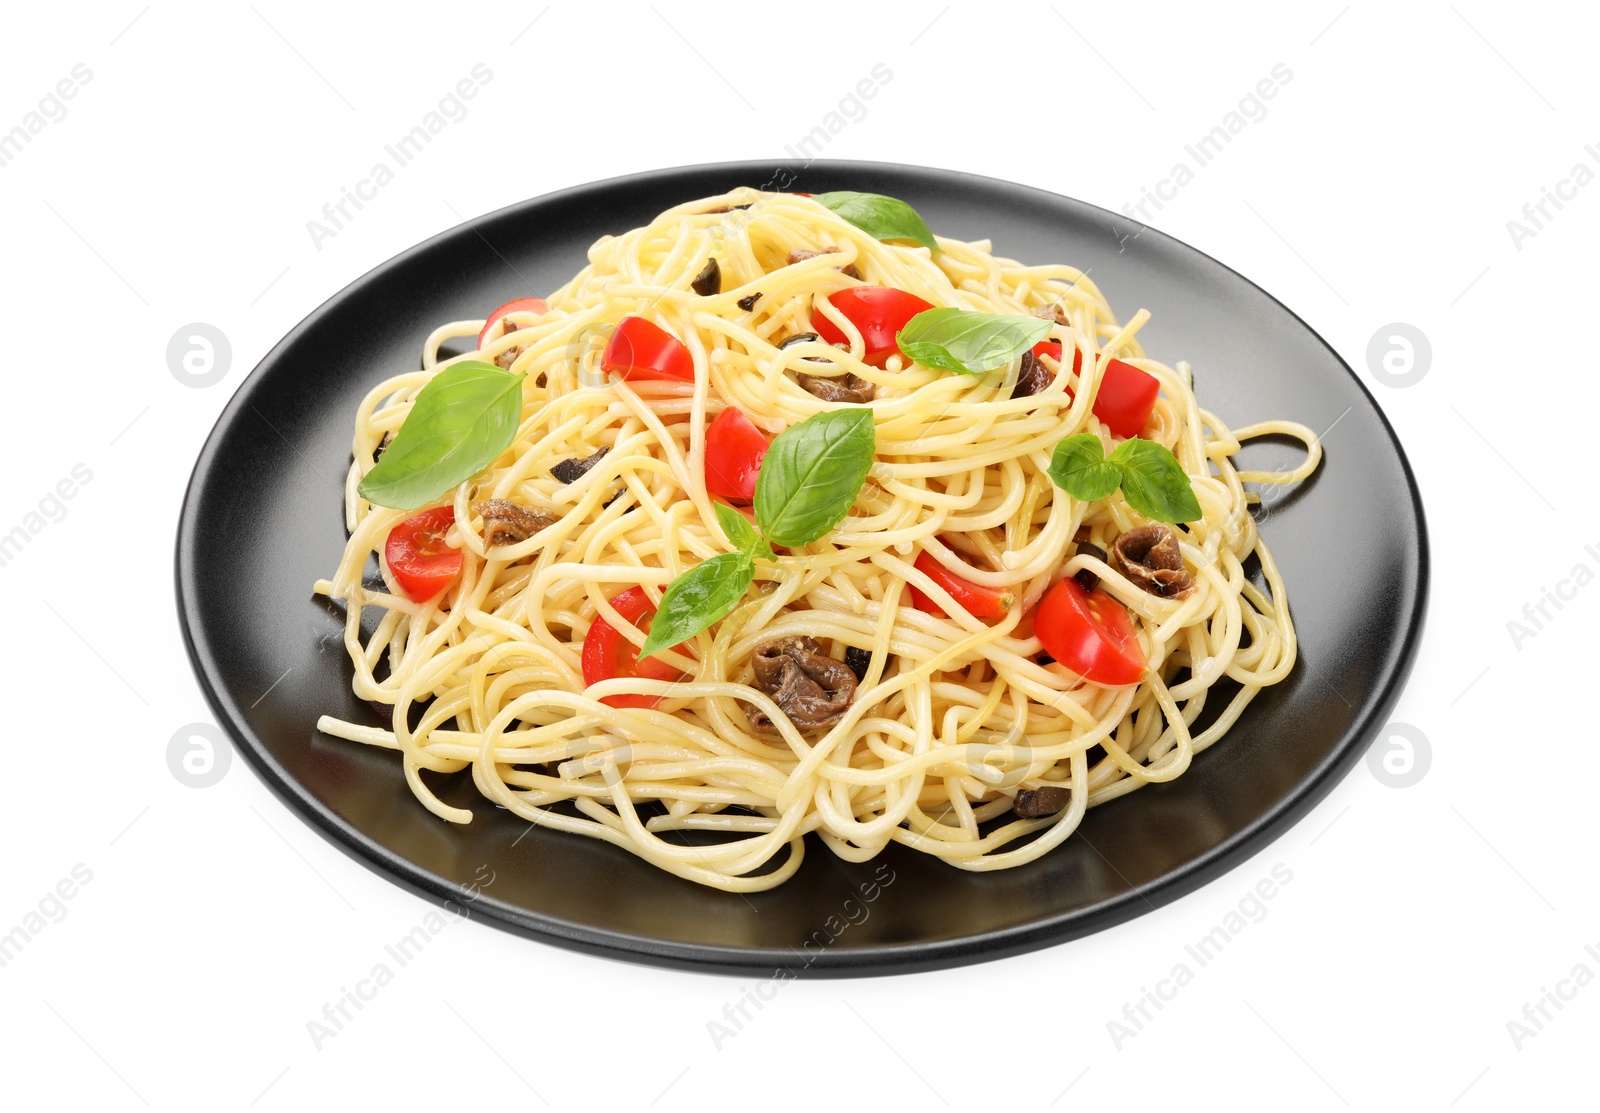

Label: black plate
[176,162,1427,976]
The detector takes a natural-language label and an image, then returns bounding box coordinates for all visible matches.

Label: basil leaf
[896,308,1051,374]
[812,191,938,251]
[753,409,876,548]
[1109,439,1202,524]
[713,501,773,560]
[358,360,525,510]
[637,552,754,661]
[1047,434,1122,502]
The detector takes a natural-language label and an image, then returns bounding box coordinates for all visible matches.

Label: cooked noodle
[313,188,1320,891]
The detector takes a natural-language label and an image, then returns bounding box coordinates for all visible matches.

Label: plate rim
[175,159,1430,977]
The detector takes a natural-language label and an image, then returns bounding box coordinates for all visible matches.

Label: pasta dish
[312,188,1319,892]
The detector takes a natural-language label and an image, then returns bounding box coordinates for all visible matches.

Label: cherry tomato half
[811,286,934,368]
[1092,358,1160,439]
[601,317,696,382]
[384,506,462,602]
[1031,339,1084,373]
[1034,576,1146,686]
[705,406,770,501]
[1030,342,1157,440]
[581,587,690,709]
[908,550,1015,619]
[477,296,548,349]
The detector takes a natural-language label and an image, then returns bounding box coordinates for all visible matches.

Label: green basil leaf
[358,360,525,510]
[812,191,938,251]
[896,308,1052,375]
[1047,434,1122,502]
[713,501,774,560]
[1109,439,1202,524]
[637,552,754,661]
[753,408,876,548]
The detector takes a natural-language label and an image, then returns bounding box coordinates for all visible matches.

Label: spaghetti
[313,188,1319,891]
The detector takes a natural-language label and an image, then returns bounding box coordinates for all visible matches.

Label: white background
[2,2,1594,1109]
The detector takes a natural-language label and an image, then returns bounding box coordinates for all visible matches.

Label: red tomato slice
[908,550,1016,619]
[385,506,462,602]
[601,317,696,382]
[1032,339,1086,374]
[705,406,770,501]
[1092,358,1160,439]
[1034,576,1146,686]
[811,286,934,368]
[1031,342,1156,439]
[581,587,690,709]
[477,296,548,349]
